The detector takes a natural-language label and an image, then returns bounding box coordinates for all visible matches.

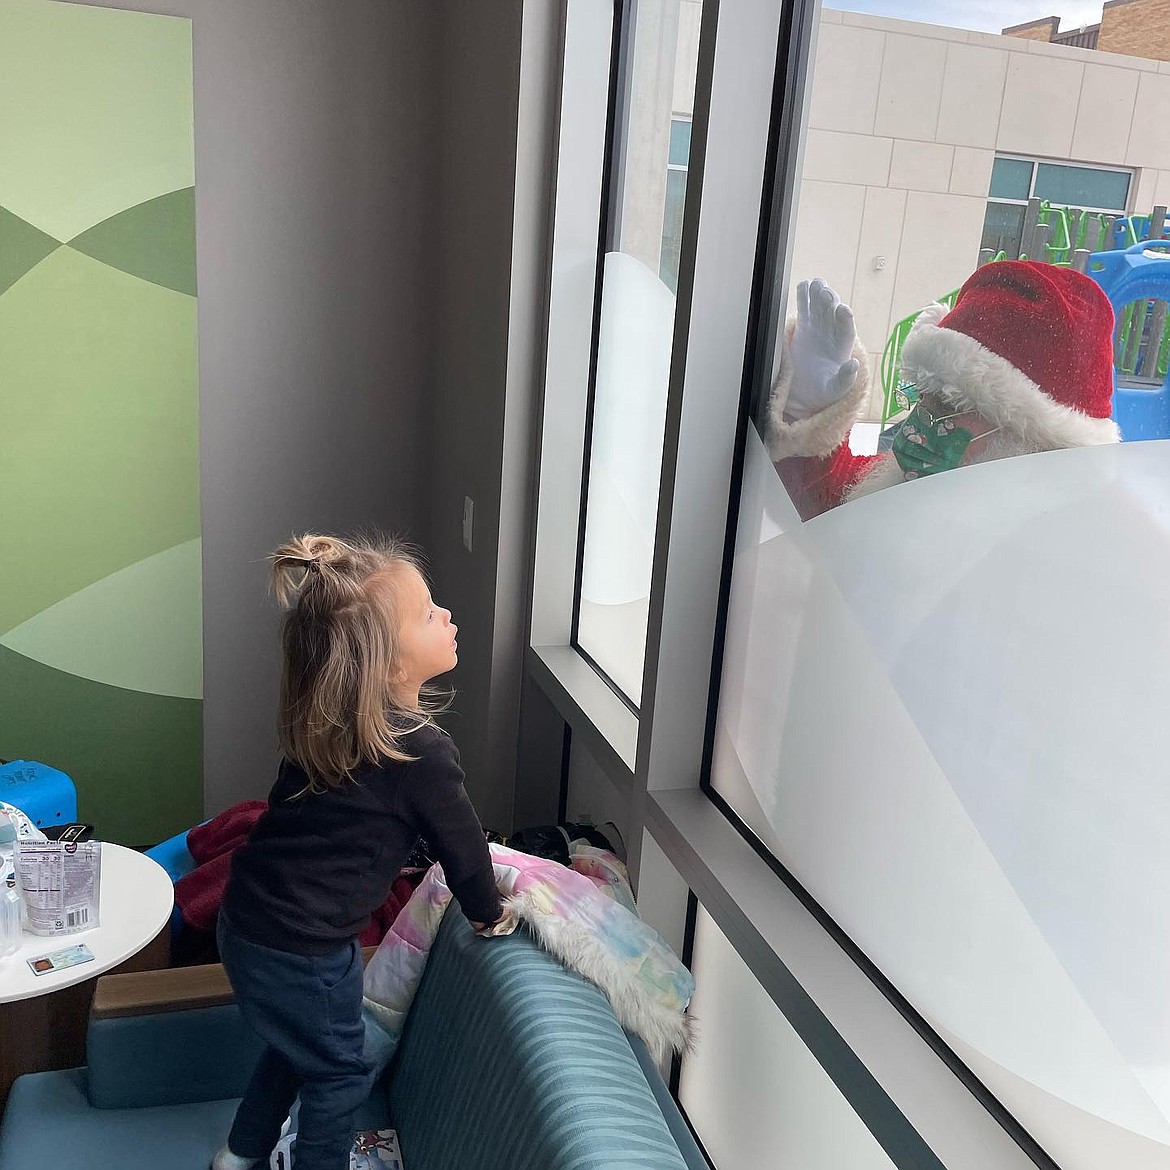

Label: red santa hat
[899,261,1120,448]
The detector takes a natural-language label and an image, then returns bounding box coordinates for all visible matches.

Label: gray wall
[425,0,559,833]
[60,0,439,813]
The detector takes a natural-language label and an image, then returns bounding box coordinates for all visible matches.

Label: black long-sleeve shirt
[222,723,501,955]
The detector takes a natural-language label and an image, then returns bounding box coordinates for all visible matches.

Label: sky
[824,0,1107,34]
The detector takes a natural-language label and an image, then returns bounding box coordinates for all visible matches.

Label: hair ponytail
[269,534,356,607]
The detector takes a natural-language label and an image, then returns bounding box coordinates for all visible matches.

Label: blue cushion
[0,1068,393,1170]
[88,1004,266,1109]
[387,911,691,1170]
[86,1000,398,1119]
[0,1068,239,1170]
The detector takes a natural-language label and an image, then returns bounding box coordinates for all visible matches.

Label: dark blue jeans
[217,915,375,1170]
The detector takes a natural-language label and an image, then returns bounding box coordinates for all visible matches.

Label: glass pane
[989,156,1033,200]
[577,0,704,704]
[1034,162,1130,211]
[680,905,899,1170]
[711,2,1170,1167]
[981,201,1025,260]
[668,116,692,167]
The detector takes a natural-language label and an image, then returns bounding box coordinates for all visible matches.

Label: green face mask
[892,403,993,479]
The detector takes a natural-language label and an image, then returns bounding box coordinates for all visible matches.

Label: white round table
[0,841,175,1107]
[0,843,173,1003]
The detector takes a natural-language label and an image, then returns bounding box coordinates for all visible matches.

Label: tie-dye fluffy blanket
[362,841,694,1068]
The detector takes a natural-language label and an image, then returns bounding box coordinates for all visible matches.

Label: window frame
[528,0,639,772]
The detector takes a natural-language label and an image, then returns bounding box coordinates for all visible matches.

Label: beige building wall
[617,0,701,273]
[674,0,701,115]
[794,10,1170,419]
[621,1,682,270]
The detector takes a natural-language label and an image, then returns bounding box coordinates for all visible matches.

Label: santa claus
[767,260,1121,521]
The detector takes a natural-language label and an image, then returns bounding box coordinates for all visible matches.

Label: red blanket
[174,801,415,947]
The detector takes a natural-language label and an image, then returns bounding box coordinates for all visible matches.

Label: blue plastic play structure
[1087,241,1170,441]
[0,760,76,830]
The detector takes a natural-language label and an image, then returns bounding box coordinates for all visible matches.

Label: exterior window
[659,116,692,294]
[981,154,1133,258]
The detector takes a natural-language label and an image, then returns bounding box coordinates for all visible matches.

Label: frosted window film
[713,434,1170,1169]
[681,904,899,1170]
[578,253,675,700]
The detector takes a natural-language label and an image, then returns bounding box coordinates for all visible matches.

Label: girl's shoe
[209,1148,264,1170]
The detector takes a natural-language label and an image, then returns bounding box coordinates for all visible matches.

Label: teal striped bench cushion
[387,910,690,1170]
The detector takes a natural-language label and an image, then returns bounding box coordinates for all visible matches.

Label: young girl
[212,534,506,1170]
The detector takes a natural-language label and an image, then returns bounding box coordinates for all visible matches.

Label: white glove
[785,278,861,421]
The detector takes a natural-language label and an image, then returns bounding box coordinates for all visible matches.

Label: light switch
[462,497,474,552]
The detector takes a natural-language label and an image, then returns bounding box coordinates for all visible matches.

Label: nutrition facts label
[16,841,101,936]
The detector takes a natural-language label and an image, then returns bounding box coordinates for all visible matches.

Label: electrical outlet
[462,497,474,552]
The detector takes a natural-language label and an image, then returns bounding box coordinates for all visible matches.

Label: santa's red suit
[768,261,1121,521]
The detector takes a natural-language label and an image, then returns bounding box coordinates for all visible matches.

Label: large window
[574,0,704,707]
[704,6,1170,1169]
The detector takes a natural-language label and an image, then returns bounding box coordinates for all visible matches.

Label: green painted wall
[0,0,201,846]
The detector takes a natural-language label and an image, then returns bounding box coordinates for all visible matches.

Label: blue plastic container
[0,760,77,829]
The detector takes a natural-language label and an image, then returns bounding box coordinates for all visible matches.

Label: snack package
[15,839,101,936]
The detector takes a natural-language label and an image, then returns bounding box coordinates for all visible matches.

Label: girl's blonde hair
[269,533,445,788]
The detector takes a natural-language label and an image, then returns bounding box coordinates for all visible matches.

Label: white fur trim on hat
[900,324,1119,449]
[766,321,871,461]
[909,301,950,332]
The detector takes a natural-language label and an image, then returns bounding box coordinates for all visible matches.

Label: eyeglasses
[914,397,969,428]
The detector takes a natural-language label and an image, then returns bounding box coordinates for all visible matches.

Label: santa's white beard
[843,429,1041,503]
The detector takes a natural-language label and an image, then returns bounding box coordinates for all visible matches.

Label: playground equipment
[880,291,960,423]
[1034,202,1148,266]
[879,200,1170,440]
[1086,240,1170,441]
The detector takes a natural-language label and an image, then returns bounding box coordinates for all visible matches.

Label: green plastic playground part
[880,289,959,425]
[1037,202,1136,266]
